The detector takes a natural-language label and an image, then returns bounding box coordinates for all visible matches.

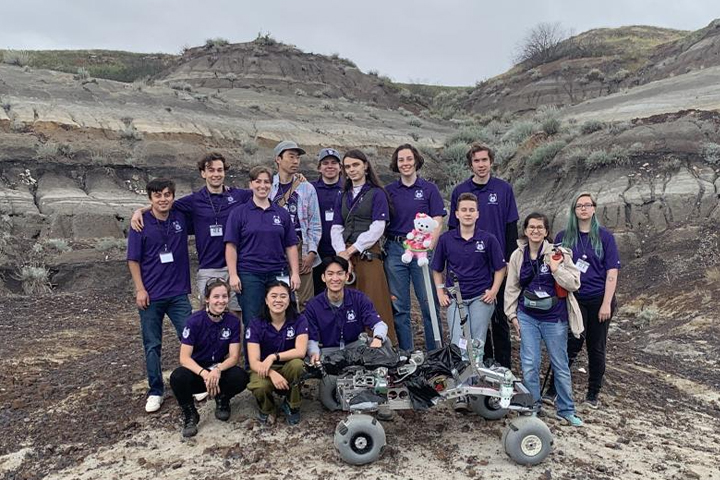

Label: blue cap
[317,148,341,163]
[273,140,306,157]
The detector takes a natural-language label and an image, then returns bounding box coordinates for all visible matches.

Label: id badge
[276,275,290,286]
[210,224,223,237]
[534,290,550,298]
[325,210,334,222]
[339,340,345,350]
[458,338,468,350]
[576,259,590,273]
[159,252,174,264]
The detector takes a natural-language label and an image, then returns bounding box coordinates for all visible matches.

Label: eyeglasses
[526,226,546,231]
[575,203,595,210]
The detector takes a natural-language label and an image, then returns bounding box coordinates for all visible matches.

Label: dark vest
[341,188,377,244]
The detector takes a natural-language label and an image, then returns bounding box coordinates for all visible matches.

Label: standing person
[130,152,252,318]
[247,281,309,425]
[505,213,584,426]
[546,192,621,408]
[271,141,322,310]
[448,143,519,368]
[127,178,192,413]
[330,149,397,344]
[311,148,343,296]
[225,165,300,330]
[385,144,446,351]
[169,279,249,437]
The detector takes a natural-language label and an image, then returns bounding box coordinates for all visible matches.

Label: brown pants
[349,242,397,345]
[295,239,314,312]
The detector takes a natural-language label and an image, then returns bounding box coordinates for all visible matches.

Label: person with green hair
[545,192,621,409]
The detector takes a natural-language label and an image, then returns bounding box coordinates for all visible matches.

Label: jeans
[446,295,494,361]
[170,366,249,406]
[517,310,575,416]
[138,294,192,396]
[384,240,442,351]
[239,270,288,326]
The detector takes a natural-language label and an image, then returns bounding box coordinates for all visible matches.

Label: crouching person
[247,281,309,425]
[169,279,249,438]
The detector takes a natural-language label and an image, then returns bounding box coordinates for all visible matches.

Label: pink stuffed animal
[401,213,439,266]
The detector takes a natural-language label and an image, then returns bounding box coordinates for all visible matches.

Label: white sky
[2,0,718,86]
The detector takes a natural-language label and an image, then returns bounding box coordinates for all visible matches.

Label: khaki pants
[296,239,314,312]
[247,359,305,414]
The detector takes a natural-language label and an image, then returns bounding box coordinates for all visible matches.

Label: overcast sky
[3,1,718,86]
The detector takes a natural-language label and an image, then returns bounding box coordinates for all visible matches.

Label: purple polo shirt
[246,315,309,362]
[224,200,299,274]
[386,177,447,237]
[431,228,506,299]
[304,289,383,348]
[448,176,519,257]
[174,187,252,269]
[127,209,191,301]
[180,310,241,367]
[332,184,390,226]
[555,227,621,300]
[312,178,343,258]
[517,245,567,322]
[273,182,302,238]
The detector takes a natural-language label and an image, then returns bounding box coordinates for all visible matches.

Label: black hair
[146,178,175,199]
[390,143,424,173]
[197,152,229,172]
[521,212,551,240]
[258,280,298,322]
[320,255,350,274]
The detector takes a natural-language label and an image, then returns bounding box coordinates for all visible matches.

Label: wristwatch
[373,335,383,342]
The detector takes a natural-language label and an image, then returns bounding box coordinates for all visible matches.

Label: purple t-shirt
[448,176,519,257]
[386,177,447,237]
[174,187,252,269]
[224,201,299,274]
[273,182,302,238]
[332,184,390,226]
[246,315,309,362]
[312,178,343,258]
[304,289,383,348]
[431,228,506,299]
[555,227,621,300]
[180,310,241,367]
[517,245,567,322]
[127,209,191,301]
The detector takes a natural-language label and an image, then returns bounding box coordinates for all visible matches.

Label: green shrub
[1,96,10,113]
[36,142,59,159]
[95,237,126,251]
[242,139,259,155]
[254,32,278,46]
[494,142,518,164]
[502,120,538,144]
[16,265,51,295]
[408,118,422,128]
[559,147,591,173]
[527,140,567,169]
[445,125,493,147]
[205,38,229,49]
[2,50,31,67]
[608,121,631,135]
[585,68,605,83]
[169,81,192,92]
[514,176,529,193]
[441,161,470,198]
[342,112,355,121]
[417,143,438,162]
[580,119,605,135]
[294,88,307,97]
[321,101,333,111]
[701,142,720,165]
[45,238,71,252]
[120,124,142,140]
[585,146,629,170]
[609,69,630,83]
[528,68,542,80]
[442,142,468,164]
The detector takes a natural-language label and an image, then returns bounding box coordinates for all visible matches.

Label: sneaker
[145,395,163,413]
[181,404,199,438]
[376,408,394,422]
[584,392,600,409]
[257,411,276,425]
[454,396,470,413]
[555,413,584,427]
[279,400,301,426]
[215,395,231,421]
[193,392,209,402]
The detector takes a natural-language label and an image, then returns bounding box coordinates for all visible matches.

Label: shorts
[197,267,240,311]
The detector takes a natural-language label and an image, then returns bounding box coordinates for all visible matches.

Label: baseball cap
[273,140,306,157]
[317,148,341,164]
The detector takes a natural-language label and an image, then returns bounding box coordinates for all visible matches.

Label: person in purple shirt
[127,178,192,414]
[225,165,300,331]
[247,281,309,425]
[448,143,519,369]
[130,152,252,317]
[545,192,621,409]
[431,193,505,411]
[169,279,249,437]
[311,148,343,295]
[504,213,583,427]
[385,144,446,351]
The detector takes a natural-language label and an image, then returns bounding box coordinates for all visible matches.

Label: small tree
[514,22,571,67]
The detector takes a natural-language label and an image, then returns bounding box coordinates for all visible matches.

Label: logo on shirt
[182,327,190,339]
[172,220,183,232]
[540,263,549,274]
[273,215,282,225]
[346,310,357,323]
[414,189,424,200]
[221,328,231,340]
[488,193,498,205]
[475,240,485,252]
[289,203,297,214]
[227,196,235,204]
[286,327,295,339]
[245,328,251,339]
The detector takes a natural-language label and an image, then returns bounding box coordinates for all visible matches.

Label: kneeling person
[247,281,309,425]
[169,279,249,438]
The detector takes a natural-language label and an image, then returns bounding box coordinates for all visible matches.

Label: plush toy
[401,213,439,266]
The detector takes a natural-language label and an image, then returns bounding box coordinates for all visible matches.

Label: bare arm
[130,205,152,232]
[286,245,301,290]
[225,243,241,292]
[482,266,507,304]
[433,270,450,307]
[599,268,619,322]
[430,215,443,249]
[127,260,149,309]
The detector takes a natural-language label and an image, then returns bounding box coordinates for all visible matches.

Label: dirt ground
[1,280,719,480]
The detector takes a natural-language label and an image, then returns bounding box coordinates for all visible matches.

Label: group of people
[126,139,620,435]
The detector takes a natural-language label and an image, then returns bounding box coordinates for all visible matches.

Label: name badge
[159,252,174,264]
[210,224,223,237]
[458,338,468,350]
[534,290,550,298]
[576,259,590,273]
[325,210,334,222]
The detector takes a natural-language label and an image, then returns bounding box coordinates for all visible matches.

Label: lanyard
[204,189,224,225]
[529,245,545,278]
[578,233,591,260]
[153,211,173,251]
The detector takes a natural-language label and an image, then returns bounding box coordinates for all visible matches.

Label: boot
[181,403,199,438]
[215,395,231,421]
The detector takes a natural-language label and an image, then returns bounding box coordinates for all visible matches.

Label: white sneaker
[193,392,209,402]
[145,395,163,413]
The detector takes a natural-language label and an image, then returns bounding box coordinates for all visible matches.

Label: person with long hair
[329,149,397,344]
[169,279,249,437]
[505,213,584,426]
[246,281,309,425]
[385,144,446,351]
[545,192,621,409]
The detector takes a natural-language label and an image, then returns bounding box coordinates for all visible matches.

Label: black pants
[169,365,249,406]
[312,262,327,297]
[484,280,512,369]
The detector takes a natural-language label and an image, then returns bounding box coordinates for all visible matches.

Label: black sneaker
[279,400,300,425]
[454,396,470,413]
[215,395,231,421]
[584,392,600,409]
[181,404,199,438]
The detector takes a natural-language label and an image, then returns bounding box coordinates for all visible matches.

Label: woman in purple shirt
[246,281,309,425]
